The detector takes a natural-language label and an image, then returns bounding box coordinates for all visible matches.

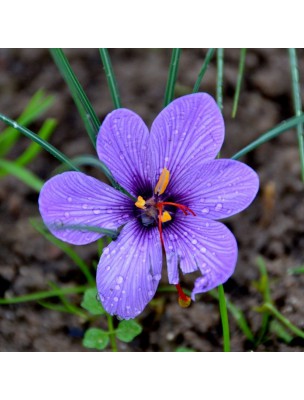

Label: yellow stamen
[154,167,170,195]
[160,211,172,223]
[135,196,146,209]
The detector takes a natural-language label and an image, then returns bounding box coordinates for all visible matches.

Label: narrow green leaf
[163,49,181,107]
[209,289,254,342]
[0,89,55,157]
[288,265,304,275]
[0,159,43,191]
[50,49,100,147]
[270,320,293,343]
[83,328,109,350]
[216,48,224,111]
[288,48,304,182]
[99,49,122,109]
[0,285,87,305]
[0,113,80,172]
[218,284,230,352]
[175,347,195,352]
[116,320,142,343]
[81,288,105,315]
[31,219,95,285]
[48,281,86,318]
[16,118,57,166]
[232,48,247,118]
[232,114,304,160]
[255,256,271,344]
[38,301,73,314]
[193,48,215,93]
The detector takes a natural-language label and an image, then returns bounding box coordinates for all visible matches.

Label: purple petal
[96,220,162,319]
[150,93,224,190]
[39,172,133,245]
[173,159,259,220]
[162,213,237,297]
[96,109,151,197]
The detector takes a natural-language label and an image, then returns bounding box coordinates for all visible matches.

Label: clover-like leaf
[82,328,109,350]
[81,288,105,315]
[116,320,142,343]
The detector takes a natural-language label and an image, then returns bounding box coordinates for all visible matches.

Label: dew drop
[192,239,198,245]
[93,208,101,215]
[148,290,154,296]
[115,285,120,290]
[119,152,125,160]
[106,265,111,271]
[116,276,124,284]
[207,182,211,187]
[67,197,72,202]
[202,208,209,214]
[64,212,70,218]
[165,156,169,162]
[106,209,113,214]
[103,248,109,254]
[114,297,119,302]
[215,203,223,211]
[82,204,88,209]
[200,247,207,253]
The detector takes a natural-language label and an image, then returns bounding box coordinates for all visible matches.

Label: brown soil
[1,48,304,352]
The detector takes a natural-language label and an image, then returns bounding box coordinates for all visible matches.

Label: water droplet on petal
[93,209,101,214]
[64,212,70,218]
[116,276,124,284]
[67,197,72,202]
[106,209,113,214]
[200,247,207,253]
[106,265,110,271]
[115,285,120,290]
[114,297,119,302]
[103,248,109,254]
[192,239,198,245]
[148,290,154,296]
[215,203,223,211]
[202,208,209,214]
[119,152,124,160]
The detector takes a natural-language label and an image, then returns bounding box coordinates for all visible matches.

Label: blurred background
[0,48,304,351]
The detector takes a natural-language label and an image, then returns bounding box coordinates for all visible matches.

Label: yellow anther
[160,211,172,223]
[154,167,170,195]
[135,196,146,209]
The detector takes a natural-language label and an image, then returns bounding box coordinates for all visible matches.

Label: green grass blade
[50,49,100,147]
[193,48,215,93]
[232,114,304,160]
[0,89,55,157]
[31,219,95,285]
[0,159,43,191]
[0,285,87,304]
[16,119,57,167]
[99,49,122,109]
[288,48,304,181]
[218,284,230,352]
[48,281,87,318]
[216,48,224,111]
[232,48,247,118]
[209,289,254,342]
[262,302,304,339]
[288,265,304,275]
[163,49,181,107]
[256,257,271,344]
[38,301,73,314]
[0,113,80,172]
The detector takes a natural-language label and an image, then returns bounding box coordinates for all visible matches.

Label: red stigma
[175,284,191,308]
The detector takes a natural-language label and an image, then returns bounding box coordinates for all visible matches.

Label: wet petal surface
[97,220,162,319]
[162,213,237,295]
[96,108,151,197]
[173,159,259,220]
[150,93,224,192]
[39,172,133,245]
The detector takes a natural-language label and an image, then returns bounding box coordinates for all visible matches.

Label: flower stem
[106,314,118,352]
[218,284,230,352]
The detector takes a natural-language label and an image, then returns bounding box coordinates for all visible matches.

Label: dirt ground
[1,48,304,352]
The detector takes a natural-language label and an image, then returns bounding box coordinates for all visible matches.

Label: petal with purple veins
[150,93,224,191]
[162,213,237,296]
[96,108,151,197]
[39,172,134,245]
[172,159,259,220]
[96,220,162,320]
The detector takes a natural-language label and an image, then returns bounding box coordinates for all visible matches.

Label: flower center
[135,168,196,245]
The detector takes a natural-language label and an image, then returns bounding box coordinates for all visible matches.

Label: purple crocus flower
[39,93,259,320]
